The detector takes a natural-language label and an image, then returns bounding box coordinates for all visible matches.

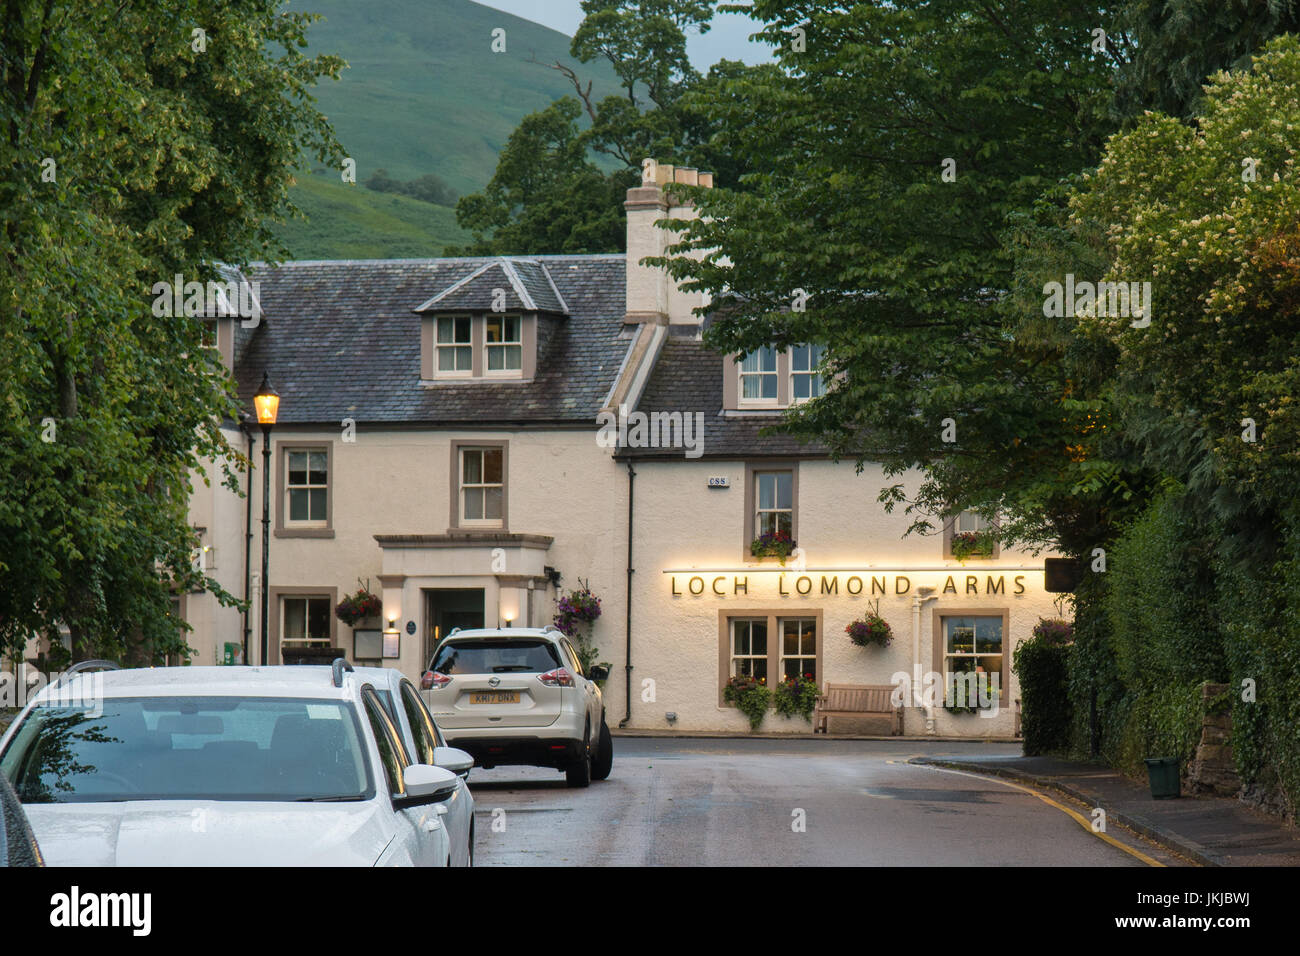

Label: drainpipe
[619,458,636,728]
[912,588,938,734]
[240,414,256,666]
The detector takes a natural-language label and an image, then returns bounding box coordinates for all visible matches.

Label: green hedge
[1065,487,1299,818]
[1012,636,1073,755]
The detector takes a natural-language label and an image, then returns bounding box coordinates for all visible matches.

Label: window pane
[482,448,503,483]
[438,348,456,371]
[741,376,763,399]
[284,599,305,641]
[776,512,792,536]
[793,375,810,400]
[758,474,775,511]
[775,473,792,510]
[288,452,307,485]
[307,599,329,640]
[483,487,503,520]
[947,619,975,654]
[505,316,520,341]
[750,620,767,655]
[733,621,749,655]
[464,487,484,520]
[308,453,327,485]
[463,450,482,484]
[309,488,327,521]
[504,345,521,370]
[791,345,809,372]
[761,373,777,399]
[976,618,1003,653]
[437,318,454,344]
[289,488,308,521]
[455,317,470,342]
[487,346,504,371]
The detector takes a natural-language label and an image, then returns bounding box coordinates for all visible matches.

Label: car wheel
[565,723,592,788]
[592,718,613,781]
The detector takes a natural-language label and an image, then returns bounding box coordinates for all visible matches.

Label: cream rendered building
[184,161,1061,737]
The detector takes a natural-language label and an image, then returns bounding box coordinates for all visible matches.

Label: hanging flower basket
[846,614,892,648]
[335,585,382,627]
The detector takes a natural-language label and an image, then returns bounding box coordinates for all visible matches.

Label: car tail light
[423,671,451,690]
[537,667,575,687]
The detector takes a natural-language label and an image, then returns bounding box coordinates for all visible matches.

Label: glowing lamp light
[253,373,280,426]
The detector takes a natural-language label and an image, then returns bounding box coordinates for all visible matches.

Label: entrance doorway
[423,588,485,667]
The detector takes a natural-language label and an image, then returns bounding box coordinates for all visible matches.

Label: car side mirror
[396,764,458,807]
[589,664,610,682]
[432,746,474,778]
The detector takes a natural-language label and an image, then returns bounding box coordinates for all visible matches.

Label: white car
[420,626,613,787]
[0,661,463,866]
[351,666,475,866]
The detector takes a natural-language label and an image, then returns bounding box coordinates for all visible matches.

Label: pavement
[910,751,1300,867]
[471,737,1185,866]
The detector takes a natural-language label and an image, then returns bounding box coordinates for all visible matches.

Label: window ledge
[421,377,533,387]
[275,528,336,539]
[721,408,785,418]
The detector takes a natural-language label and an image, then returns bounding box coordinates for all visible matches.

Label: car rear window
[432,639,561,675]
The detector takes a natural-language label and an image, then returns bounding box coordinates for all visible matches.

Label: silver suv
[420,627,613,788]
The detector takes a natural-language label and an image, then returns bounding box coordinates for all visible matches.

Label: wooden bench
[813,683,903,735]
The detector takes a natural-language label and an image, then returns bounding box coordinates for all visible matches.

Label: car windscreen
[0,696,373,804]
[432,639,561,675]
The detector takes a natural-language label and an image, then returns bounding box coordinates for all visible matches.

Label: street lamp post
[253,374,280,667]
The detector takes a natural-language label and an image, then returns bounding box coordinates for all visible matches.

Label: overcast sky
[472,1,775,68]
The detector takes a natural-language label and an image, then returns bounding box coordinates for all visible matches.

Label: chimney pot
[698,171,714,188]
[675,167,699,186]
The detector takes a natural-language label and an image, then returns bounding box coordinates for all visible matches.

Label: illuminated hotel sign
[666,571,1030,598]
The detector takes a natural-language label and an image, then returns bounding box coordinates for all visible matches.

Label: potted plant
[773,673,819,723]
[749,530,796,565]
[723,675,772,731]
[335,582,382,628]
[846,605,892,648]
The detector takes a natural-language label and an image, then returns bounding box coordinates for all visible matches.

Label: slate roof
[625,337,829,459]
[235,255,625,426]
[413,258,568,314]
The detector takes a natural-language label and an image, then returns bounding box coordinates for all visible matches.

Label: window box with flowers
[950,530,996,561]
[773,674,819,723]
[723,675,772,731]
[749,530,796,565]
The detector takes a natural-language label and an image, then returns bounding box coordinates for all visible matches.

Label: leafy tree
[0,0,343,664]
[452,0,768,254]
[1114,0,1300,118]
[656,0,1134,557]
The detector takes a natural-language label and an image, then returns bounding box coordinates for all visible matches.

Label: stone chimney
[624,159,713,329]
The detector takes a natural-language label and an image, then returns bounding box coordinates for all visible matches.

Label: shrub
[1014,635,1073,755]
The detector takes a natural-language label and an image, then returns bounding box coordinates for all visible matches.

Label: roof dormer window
[485,314,523,373]
[739,347,779,405]
[436,316,473,375]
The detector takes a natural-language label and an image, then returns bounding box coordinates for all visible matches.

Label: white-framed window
[942,615,1004,707]
[739,346,778,403]
[436,315,473,374]
[285,450,328,525]
[947,509,998,558]
[460,447,504,524]
[485,314,522,372]
[283,596,331,645]
[731,618,769,683]
[779,617,817,683]
[755,471,793,537]
[790,344,826,402]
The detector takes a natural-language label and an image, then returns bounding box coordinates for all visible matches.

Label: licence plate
[470,691,520,704]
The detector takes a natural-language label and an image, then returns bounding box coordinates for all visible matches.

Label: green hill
[271,0,619,259]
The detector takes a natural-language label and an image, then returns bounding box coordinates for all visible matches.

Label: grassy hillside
[270,0,620,260]
[274,173,469,260]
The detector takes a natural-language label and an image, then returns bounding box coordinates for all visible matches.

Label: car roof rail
[541,625,563,635]
[331,657,354,688]
[446,626,461,637]
[55,659,120,687]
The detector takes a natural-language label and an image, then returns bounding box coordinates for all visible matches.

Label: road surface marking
[919,764,1166,867]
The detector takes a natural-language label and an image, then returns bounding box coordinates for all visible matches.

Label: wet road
[469,737,1182,866]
